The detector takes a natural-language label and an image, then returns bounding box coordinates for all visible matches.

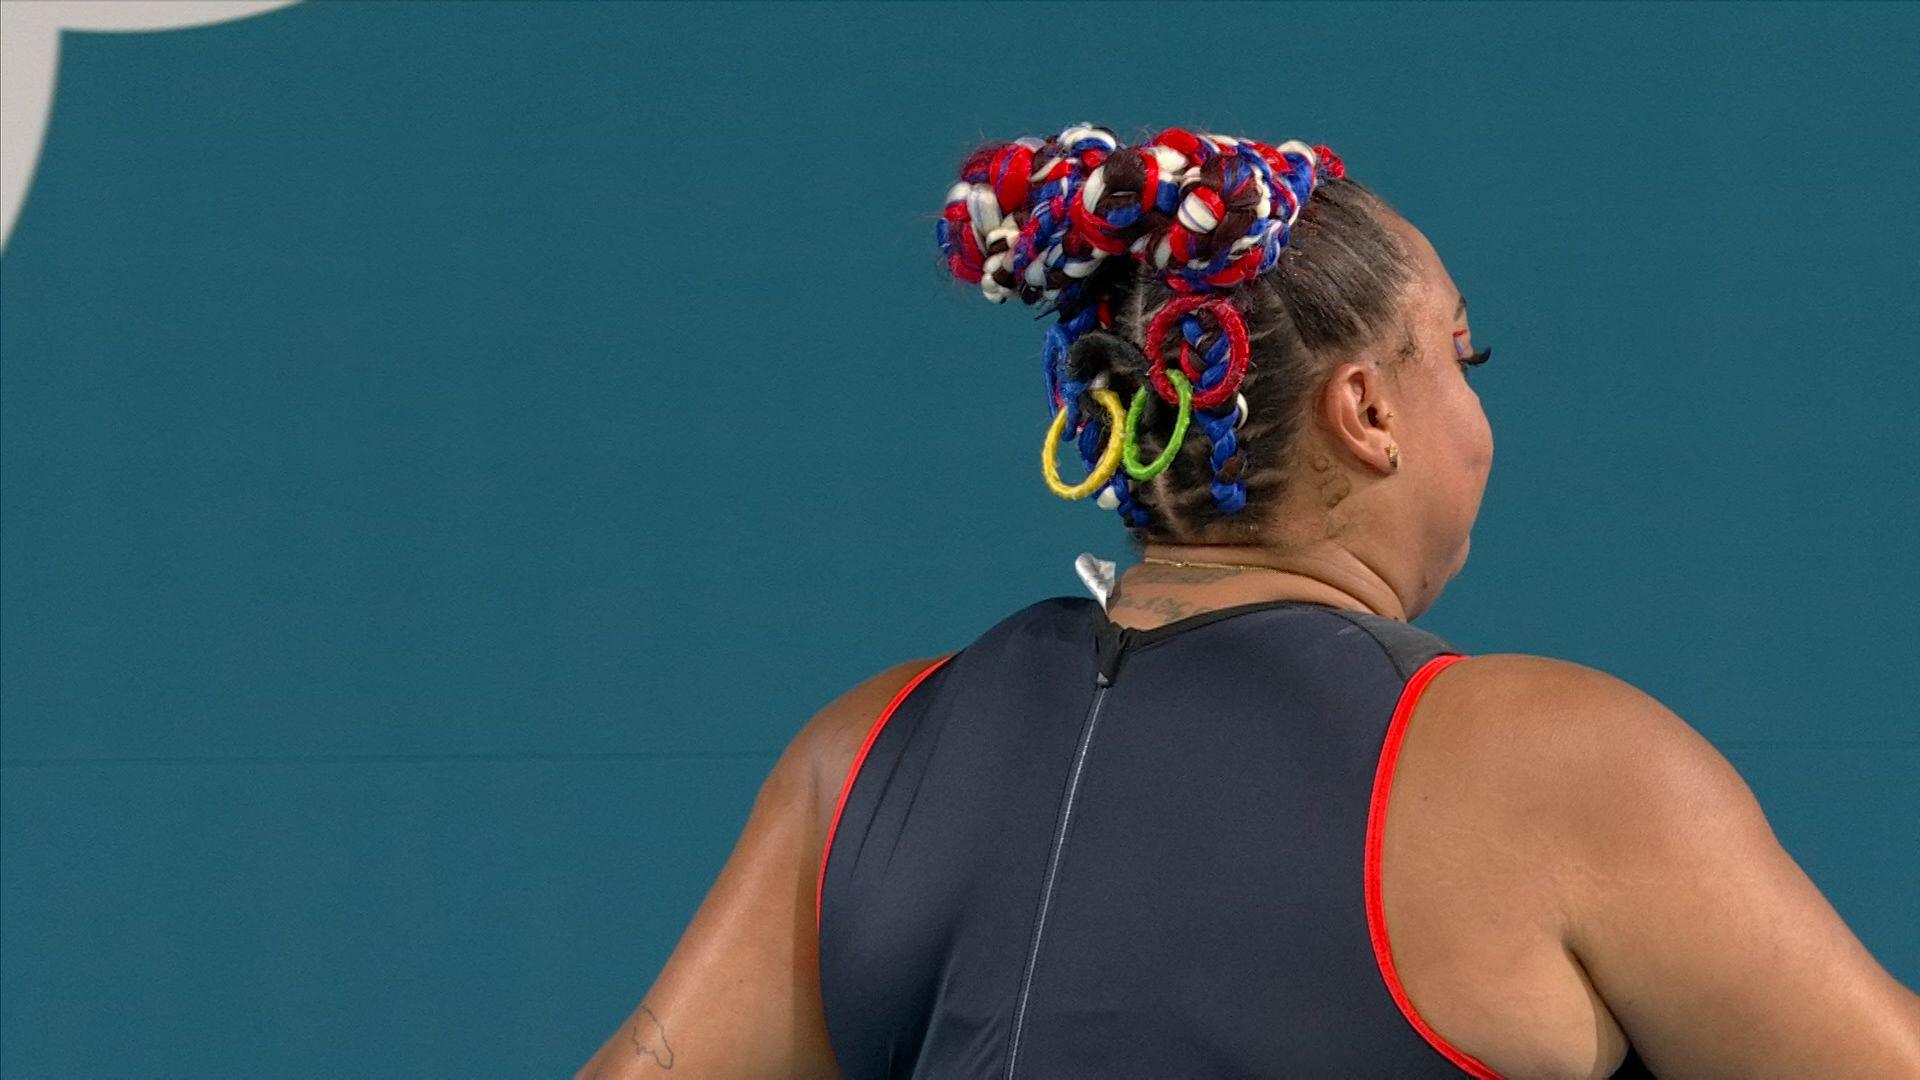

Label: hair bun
[938,125,1120,310]
[939,125,1346,312]
[1118,130,1333,293]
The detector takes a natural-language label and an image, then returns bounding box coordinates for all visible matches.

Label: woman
[579,125,1920,1078]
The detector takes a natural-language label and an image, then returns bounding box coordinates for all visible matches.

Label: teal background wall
[3,1,1915,1074]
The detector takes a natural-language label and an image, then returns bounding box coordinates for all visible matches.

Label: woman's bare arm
[1488,655,1920,1078]
[575,656,947,1079]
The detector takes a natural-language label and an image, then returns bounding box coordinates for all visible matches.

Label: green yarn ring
[1123,368,1193,481]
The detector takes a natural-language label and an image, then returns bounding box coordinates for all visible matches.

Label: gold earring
[1387,444,1400,470]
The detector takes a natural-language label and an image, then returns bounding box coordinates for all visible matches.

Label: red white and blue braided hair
[937,123,1394,538]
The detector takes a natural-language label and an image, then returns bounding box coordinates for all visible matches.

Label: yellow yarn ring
[1041,388,1126,500]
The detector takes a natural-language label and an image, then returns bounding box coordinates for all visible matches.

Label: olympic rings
[1143,294,1250,411]
[1041,388,1127,500]
[1123,369,1192,481]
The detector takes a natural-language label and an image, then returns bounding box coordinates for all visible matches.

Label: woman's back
[577,123,1920,1078]
[817,593,1648,1078]
[576,579,1917,1079]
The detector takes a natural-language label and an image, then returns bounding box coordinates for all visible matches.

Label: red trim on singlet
[816,654,958,932]
[1365,652,1508,1080]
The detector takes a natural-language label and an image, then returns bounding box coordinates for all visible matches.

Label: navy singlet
[816,576,1653,1078]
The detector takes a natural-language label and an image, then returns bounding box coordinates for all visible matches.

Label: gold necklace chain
[1139,556,1289,573]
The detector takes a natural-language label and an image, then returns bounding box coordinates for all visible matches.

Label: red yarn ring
[1144,294,1250,410]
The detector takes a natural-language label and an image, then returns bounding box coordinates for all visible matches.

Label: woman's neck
[1106,542,1408,628]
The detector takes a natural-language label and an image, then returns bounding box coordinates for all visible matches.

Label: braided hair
[937,123,1417,544]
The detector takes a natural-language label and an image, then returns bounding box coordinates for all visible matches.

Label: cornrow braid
[937,123,1409,542]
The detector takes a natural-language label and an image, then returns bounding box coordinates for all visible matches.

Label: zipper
[1004,669,1113,1079]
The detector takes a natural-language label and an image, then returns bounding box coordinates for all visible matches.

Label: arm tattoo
[627,1003,675,1070]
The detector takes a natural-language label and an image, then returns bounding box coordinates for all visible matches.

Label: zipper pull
[1094,624,1131,686]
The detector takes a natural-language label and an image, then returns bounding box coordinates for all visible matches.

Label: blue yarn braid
[1182,311,1248,514]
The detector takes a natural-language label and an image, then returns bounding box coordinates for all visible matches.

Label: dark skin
[574,657,931,1079]
[578,209,1920,1078]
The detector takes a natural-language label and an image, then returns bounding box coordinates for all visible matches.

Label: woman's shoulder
[1411,654,1920,1074]
[1397,651,1784,975]
[1410,651,1728,818]
[1422,651,1689,735]
[1391,650,1757,937]
[793,655,957,830]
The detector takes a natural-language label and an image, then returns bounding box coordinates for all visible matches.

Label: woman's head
[938,124,1492,614]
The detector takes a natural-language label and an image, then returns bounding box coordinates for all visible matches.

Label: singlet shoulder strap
[1318,607,1466,678]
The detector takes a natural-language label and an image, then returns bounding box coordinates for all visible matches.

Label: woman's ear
[1319,360,1397,471]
